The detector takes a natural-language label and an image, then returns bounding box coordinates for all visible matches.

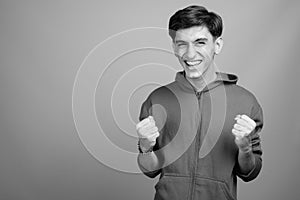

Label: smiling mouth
[184,60,202,67]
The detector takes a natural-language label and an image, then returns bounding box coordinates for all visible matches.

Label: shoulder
[147,81,178,100]
[227,84,263,115]
[227,84,258,102]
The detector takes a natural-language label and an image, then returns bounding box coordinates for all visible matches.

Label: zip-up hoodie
[139,71,263,200]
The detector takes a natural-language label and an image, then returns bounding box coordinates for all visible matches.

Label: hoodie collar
[175,71,238,93]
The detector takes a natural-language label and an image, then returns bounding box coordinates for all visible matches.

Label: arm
[237,149,256,174]
[136,98,162,178]
[235,131,262,182]
[233,106,263,182]
[137,151,161,178]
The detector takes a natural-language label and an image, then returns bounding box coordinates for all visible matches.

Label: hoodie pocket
[194,177,235,200]
[154,173,191,200]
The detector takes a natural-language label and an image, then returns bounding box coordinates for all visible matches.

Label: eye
[176,43,186,47]
[196,41,205,45]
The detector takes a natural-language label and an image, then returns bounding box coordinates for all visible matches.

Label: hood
[175,71,238,93]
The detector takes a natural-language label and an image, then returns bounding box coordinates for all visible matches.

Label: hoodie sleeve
[137,97,162,178]
[235,100,264,182]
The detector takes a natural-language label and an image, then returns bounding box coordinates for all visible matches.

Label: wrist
[235,136,252,153]
[239,145,252,154]
[138,140,154,154]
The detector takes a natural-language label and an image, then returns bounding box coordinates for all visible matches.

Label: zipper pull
[196,91,201,99]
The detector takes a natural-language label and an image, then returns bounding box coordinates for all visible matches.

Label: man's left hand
[232,114,256,153]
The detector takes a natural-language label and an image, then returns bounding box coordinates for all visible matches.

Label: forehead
[174,26,213,42]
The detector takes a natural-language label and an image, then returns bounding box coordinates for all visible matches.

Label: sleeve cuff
[236,154,262,182]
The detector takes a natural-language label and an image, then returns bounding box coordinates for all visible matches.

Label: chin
[186,71,202,79]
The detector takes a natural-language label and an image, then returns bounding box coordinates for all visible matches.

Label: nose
[185,44,197,59]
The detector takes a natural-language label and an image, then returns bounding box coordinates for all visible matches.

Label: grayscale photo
[0,1,299,200]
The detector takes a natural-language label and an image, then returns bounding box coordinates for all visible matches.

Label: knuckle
[139,129,149,137]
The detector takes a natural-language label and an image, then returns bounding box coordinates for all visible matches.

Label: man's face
[173,26,222,79]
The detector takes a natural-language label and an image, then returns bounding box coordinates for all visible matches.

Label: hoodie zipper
[189,91,203,200]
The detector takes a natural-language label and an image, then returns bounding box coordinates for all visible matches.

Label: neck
[186,63,217,92]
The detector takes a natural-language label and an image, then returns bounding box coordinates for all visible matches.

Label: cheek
[175,48,185,58]
[201,48,214,60]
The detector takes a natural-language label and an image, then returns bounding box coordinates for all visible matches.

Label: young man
[136,5,263,200]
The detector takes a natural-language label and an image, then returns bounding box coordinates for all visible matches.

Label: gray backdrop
[1,0,299,199]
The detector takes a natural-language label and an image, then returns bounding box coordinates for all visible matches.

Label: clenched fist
[136,116,160,153]
[232,114,256,153]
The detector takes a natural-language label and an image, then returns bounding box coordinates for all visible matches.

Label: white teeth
[185,60,201,66]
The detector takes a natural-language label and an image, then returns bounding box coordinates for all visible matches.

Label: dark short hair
[168,5,223,41]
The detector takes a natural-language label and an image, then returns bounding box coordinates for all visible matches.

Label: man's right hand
[136,116,160,153]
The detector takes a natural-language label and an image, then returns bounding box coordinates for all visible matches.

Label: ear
[214,37,223,55]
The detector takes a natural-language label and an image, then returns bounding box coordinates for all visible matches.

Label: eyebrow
[174,40,187,44]
[194,38,208,43]
[175,37,208,44]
